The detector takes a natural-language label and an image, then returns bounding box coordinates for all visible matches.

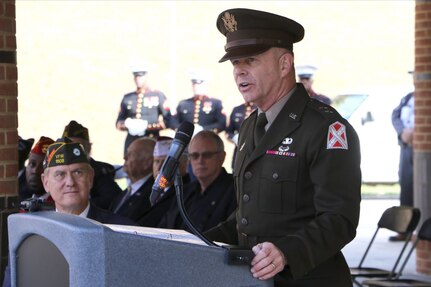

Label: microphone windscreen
[175,121,194,144]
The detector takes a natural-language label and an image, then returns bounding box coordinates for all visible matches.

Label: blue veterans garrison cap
[43,137,89,169]
[216,8,305,63]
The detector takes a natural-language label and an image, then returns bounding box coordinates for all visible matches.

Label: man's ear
[280,53,293,76]
[41,172,48,192]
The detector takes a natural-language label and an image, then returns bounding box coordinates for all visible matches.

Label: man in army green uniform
[206,8,361,287]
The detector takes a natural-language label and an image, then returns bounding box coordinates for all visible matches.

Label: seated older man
[137,136,190,227]
[110,137,156,221]
[2,137,135,287]
[41,137,135,225]
[159,131,237,232]
[62,120,122,210]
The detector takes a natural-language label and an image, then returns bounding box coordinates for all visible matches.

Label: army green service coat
[206,84,361,287]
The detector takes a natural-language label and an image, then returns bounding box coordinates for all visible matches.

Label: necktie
[113,186,132,213]
[254,112,268,146]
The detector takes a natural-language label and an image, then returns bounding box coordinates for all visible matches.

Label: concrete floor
[343,199,431,285]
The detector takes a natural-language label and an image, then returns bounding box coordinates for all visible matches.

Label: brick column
[414,0,431,275]
[0,0,18,201]
[0,1,18,283]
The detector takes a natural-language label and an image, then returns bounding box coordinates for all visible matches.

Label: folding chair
[351,206,421,287]
[362,217,431,287]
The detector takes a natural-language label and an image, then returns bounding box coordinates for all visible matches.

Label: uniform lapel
[233,111,255,176]
[236,111,256,157]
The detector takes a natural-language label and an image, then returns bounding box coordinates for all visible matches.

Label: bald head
[123,137,156,183]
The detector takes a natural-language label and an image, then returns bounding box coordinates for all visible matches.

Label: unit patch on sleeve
[327,121,348,150]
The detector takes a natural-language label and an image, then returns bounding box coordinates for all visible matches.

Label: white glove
[193,124,204,137]
[125,118,148,136]
[232,133,239,146]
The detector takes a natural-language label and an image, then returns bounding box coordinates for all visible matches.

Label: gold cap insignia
[222,12,237,32]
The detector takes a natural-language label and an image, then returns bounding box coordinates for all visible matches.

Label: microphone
[150,121,194,205]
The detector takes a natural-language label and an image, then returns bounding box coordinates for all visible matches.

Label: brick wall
[0,0,18,201]
[414,0,431,275]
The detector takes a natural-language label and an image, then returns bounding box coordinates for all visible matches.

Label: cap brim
[133,72,147,76]
[218,46,270,63]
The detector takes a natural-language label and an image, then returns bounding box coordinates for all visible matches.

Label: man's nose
[64,172,76,185]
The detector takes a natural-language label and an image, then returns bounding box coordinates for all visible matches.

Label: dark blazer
[89,158,123,210]
[110,176,154,222]
[205,84,361,286]
[87,203,137,226]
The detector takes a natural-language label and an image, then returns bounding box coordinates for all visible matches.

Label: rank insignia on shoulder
[318,106,334,114]
[327,121,348,150]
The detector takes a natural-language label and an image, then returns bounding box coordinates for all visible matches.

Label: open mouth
[239,82,250,88]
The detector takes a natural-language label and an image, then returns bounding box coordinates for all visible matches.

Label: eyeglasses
[188,151,221,161]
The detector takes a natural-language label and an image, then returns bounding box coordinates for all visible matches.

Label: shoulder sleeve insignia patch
[327,121,348,150]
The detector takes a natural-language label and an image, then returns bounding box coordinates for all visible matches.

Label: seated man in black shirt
[160,131,237,232]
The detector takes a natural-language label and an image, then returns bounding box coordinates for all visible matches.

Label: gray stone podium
[7,211,272,287]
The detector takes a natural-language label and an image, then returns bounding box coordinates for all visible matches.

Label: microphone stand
[174,169,254,265]
[174,169,218,247]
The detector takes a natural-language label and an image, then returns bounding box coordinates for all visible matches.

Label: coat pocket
[258,156,298,214]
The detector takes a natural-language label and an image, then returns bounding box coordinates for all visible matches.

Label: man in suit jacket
[205,9,361,287]
[137,136,190,227]
[110,137,156,221]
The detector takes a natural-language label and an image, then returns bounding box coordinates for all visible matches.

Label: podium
[7,212,272,287]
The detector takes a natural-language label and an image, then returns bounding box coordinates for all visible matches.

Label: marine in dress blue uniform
[296,64,332,105]
[205,9,361,287]
[172,71,226,134]
[116,67,171,155]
